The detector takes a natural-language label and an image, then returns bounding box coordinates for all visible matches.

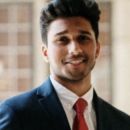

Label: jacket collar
[37,76,71,130]
[93,90,108,130]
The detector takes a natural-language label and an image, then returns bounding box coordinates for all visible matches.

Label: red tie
[73,98,88,130]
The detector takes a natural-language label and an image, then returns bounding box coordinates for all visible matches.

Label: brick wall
[92,2,112,103]
[0,3,32,102]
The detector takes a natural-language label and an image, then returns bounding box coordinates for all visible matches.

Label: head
[40,0,101,45]
[41,0,101,84]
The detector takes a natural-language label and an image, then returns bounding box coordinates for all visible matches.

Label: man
[0,0,130,130]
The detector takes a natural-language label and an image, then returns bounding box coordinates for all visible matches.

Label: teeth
[69,60,83,64]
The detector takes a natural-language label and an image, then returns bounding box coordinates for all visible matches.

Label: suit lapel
[93,90,109,130]
[37,77,111,130]
[37,77,71,130]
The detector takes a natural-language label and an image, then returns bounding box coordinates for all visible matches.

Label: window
[0,3,32,102]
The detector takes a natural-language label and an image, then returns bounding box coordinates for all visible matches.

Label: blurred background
[0,0,130,114]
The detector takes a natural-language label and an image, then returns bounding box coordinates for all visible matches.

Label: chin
[58,71,89,82]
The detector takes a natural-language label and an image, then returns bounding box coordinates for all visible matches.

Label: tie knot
[73,98,87,113]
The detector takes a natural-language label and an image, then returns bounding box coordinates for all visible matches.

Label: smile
[65,58,86,66]
[69,60,84,64]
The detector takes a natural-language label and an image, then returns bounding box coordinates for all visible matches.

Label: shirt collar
[50,76,94,112]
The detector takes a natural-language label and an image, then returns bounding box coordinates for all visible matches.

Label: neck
[52,73,91,97]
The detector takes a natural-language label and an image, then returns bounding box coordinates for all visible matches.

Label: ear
[41,45,49,63]
[95,40,100,59]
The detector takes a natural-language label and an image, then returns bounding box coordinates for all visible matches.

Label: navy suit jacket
[0,76,130,130]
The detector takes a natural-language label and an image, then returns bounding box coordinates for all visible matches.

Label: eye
[57,37,69,42]
[56,36,70,45]
[78,35,89,41]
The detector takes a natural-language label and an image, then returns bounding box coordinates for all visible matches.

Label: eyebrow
[79,30,92,35]
[54,30,92,36]
[54,30,68,36]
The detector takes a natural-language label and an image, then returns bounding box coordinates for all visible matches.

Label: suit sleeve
[0,103,22,130]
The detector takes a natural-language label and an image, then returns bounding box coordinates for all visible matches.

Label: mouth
[66,59,86,64]
[65,59,87,67]
[63,54,89,67]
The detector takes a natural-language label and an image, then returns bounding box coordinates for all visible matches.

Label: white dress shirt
[50,76,97,130]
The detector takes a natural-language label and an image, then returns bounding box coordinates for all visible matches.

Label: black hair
[40,0,101,45]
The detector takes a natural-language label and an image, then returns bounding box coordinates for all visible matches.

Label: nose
[68,41,82,55]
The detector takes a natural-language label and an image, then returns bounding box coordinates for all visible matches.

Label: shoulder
[0,88,39,130]
[93,91,130,129]
[103,98,129,116]
[0,77,52,111]
[94,91,130,119]
[0,87,38,111]
[98,97,130,127]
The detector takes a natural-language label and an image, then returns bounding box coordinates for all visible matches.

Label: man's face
[42,16,100,82]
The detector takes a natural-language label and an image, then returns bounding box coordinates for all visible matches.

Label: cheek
[48,49,62,63]
[47,45,68,63]
[88,45,97,56]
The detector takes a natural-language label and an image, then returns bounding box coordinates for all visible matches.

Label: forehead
[48,16,93,34]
